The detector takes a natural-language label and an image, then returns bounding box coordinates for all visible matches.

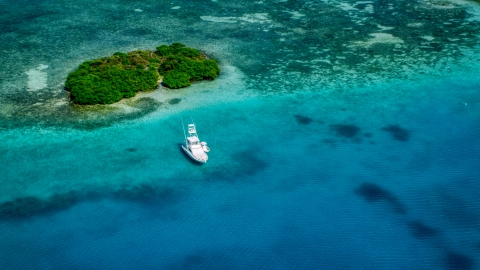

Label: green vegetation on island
[157,43,220,89]
[65,43,220,105]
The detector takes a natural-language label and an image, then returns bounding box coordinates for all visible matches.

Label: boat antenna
[191,116,195,127]
[181,117,186,141]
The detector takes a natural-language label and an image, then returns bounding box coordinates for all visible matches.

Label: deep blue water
[1,0,480,269]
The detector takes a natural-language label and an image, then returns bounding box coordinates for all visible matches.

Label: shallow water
[1,0,480,269]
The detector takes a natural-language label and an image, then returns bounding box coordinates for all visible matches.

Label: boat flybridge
[181,121,210,163]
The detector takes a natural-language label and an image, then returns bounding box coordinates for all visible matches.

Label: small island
[65,43,220,105]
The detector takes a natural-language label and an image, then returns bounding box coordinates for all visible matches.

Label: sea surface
[1,0,480,269]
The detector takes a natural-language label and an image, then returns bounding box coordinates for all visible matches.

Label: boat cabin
[187,136,202,148]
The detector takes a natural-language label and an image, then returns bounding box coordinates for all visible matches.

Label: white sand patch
[171,6,180,10]
[25,64,48,91]
[134,9,142,12]
[312,59,332,64]
[53,99,68,106]
[109,103,141,113]
[421,2,455,9]
[338,2,357,11]
[37,64,48,70]
[407,23,423,28]
[201,13,270,24]
[292,28,306,34]
[421,36,435,41]
[353,33,404,47]
[449,0,480,21]
[288,11,305,19]
[363,4,374,13]
[407,22,423,27]
[200,16,237,23]
[238,13,270,23]
[136,64,247,116]
[377,24,394,31]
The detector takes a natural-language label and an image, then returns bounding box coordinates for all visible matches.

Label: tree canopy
[65,43,220,105]
[156,43,220,89]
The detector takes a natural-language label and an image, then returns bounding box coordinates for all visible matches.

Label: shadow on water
[354,182,407,214]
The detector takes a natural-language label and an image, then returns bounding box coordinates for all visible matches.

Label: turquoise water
[1,0,480,269]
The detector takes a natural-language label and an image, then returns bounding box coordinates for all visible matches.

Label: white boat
[181,122,209,163]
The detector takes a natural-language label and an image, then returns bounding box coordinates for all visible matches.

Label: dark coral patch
[0,184,182,220]
[234,151,269,176]
[407,221,439,239]
[382,124,410,142]
[125,148,137,152]
[0,196,55,219]
[355,183,392,202]
[168,98,181,105]
[355,183,406,214]
[445,252,474,270]
[223,151,269,178]
[294,115,313,125]
[330,124,360,138]
[0,191,94,220]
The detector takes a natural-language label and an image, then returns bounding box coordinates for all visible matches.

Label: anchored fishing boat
[181,121,209,163]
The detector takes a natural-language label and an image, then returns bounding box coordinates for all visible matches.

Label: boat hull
[182,145,207,163]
